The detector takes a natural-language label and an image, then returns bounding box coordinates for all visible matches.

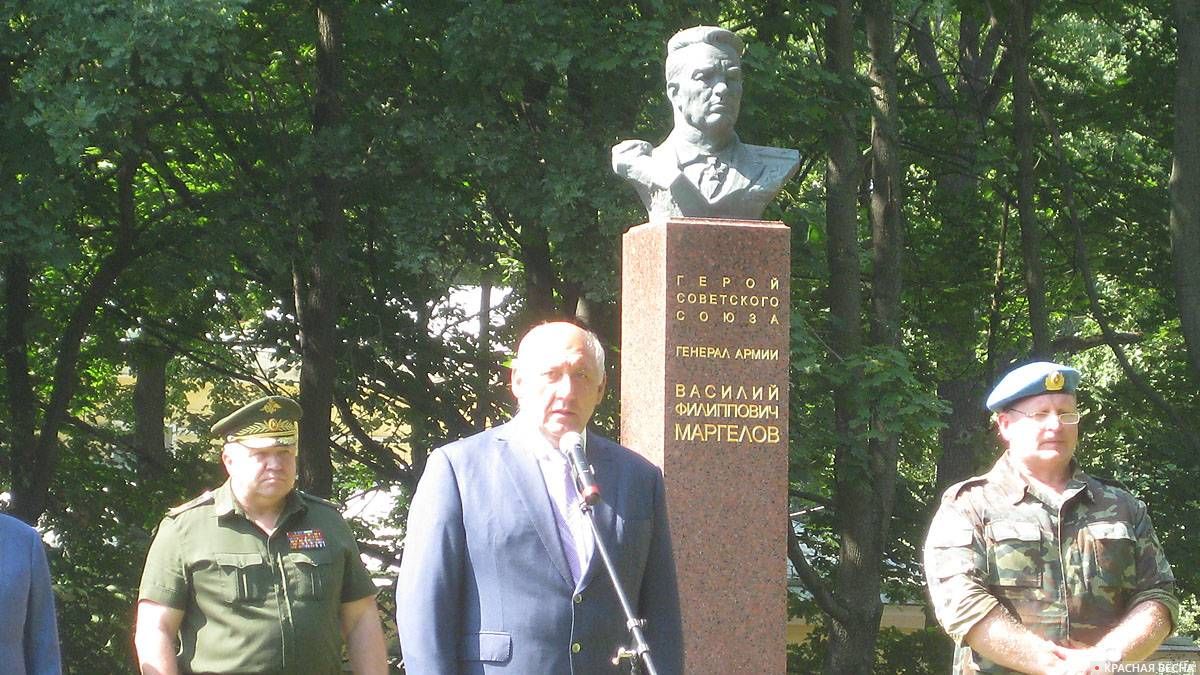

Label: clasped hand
[1036,641,1119,675]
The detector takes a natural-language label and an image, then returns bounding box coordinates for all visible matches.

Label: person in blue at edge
[0,512,63,675]
[397,321,684,674]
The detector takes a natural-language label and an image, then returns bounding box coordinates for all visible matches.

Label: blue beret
[985,361,1081,412]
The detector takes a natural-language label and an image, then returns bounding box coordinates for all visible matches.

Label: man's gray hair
[665,26,744,83]
[514,322,606,375]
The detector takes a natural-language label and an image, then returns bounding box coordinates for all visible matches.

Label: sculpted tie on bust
[699,155,727,199]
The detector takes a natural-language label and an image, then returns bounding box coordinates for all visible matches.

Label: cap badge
[261,399,282,414]
[1044,371,1065,391]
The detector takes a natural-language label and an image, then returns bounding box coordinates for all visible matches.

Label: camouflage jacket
[923,454,1178,674]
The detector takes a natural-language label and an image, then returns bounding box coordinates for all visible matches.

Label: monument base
[621,217,790,674]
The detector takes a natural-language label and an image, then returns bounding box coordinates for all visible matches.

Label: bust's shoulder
[741,143,800,161]
[738,143,801,181]
[650,138,680,161]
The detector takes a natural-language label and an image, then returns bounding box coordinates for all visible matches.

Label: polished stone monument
[614,25,797,673]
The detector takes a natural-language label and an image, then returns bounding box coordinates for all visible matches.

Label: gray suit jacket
[396,423,684,674]
[0,514,62,675]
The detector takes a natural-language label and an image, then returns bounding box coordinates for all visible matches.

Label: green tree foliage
[1,0,1198,672]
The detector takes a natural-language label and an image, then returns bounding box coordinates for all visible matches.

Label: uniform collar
[212,479,305,521]
[989,454,1092,506]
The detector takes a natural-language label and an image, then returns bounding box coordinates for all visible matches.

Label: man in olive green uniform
[134,396,387,675]
[924,362,1177,674]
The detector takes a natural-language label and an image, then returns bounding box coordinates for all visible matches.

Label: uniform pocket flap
[1087,521,1134,541]
[928,527,974,548]
[285,550,331,567]
[214,552,266,568]
[459,631,512,663]
[989,520,1040,542]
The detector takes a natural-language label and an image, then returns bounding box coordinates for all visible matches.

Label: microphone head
[559,431,584,454]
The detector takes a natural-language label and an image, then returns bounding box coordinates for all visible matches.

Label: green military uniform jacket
[924,454,1178,674]
[138,481,377,674]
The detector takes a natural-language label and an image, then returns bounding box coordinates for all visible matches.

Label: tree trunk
[824,0,862,365]
[519,221,559,323]
[910,10,1011,493]
[295,0,347,498]
[6,146,139,523]
[474,279,492,431]
[827,1,907,671]
[820,0,873,671]
[1172,0,1200,380]
[3,256,37,521]
[131,338,171,477]
[866,0,904,349]
[1010,0,1050,355]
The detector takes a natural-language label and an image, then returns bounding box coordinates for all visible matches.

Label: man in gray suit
[397,322,683,674]
[612,25,799,221]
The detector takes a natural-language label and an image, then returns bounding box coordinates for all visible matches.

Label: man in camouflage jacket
[924,362,1177,674]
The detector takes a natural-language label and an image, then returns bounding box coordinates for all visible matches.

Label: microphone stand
[571,466,660,675]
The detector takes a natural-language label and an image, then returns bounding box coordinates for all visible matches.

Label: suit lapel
[496,426,575,589]
[579,433,619,590]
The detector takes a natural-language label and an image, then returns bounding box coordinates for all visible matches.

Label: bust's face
[667,43,743,136]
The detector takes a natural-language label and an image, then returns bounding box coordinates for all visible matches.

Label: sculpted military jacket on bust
[615,133,800,221]
[924,455,1178,675]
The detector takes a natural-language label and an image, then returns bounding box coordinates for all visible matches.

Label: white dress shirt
[514,417,594,586]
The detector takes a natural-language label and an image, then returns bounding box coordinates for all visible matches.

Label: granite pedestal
[621,217,790,674]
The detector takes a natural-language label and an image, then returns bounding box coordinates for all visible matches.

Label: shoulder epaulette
[1091,475,1130,491]
[743,143,799,157]
[296,490,343,511]
[166,490,215,517]
[945,474,990,500]
[761,146,801,159]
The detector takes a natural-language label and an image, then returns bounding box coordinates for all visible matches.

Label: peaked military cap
[986,361,1081,412]
[211,395,300,446]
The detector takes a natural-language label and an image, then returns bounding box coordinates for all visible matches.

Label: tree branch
[333,394,413,492]
[1050,331,1141,354]
[1028,78,1200,452]
[910,18,955,110]
[787,521,849,625]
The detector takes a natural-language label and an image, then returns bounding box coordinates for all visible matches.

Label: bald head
[516,322,605,374]
[511,322,606,444]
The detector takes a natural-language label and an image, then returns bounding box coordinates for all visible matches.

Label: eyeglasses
[1005,408,1082,425]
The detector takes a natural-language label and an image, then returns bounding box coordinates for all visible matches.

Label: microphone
[560,431,600,505]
